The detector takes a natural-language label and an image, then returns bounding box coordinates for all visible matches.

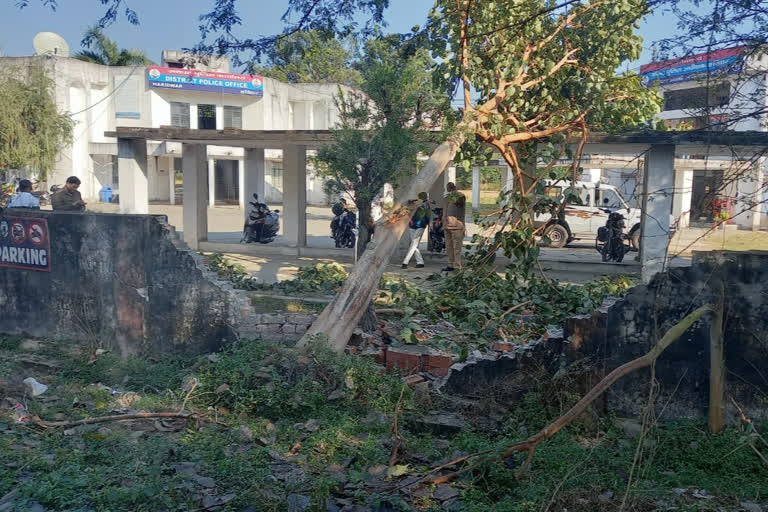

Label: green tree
[429,0,661,271]
[74,27,152,66]
[251,31,362,85]
[314,36,450,256]
[0,66,73,180]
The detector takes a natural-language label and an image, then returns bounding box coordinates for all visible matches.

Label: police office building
[0,50,351,206]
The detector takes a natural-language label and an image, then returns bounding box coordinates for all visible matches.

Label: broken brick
[423,352,454,370]
[493,342,516,352]
[403,374,426,387]
[385,347,423,371]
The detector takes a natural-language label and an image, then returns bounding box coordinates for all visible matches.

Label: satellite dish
[33,32,70,57]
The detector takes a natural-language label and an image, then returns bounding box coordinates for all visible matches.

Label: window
[565,187,591,206]
[597,189,623,208]
[223,106,242,129]
[663,83,730,111]
[198,104,217,130]
[167,61,184,69]
[271,163,283,191]
[170,102,190,128]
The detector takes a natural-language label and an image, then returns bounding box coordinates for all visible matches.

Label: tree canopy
[250,31,362,85]
[74,27,153,66]
[0,65,73,179]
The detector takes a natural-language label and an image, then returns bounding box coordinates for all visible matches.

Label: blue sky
[0,0,680,70]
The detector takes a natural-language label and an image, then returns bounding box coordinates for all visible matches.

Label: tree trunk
[357,203,373,260]
[297,132,465,352]
[709,283,725,434]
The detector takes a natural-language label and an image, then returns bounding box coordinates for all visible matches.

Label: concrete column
[168,160,175,205]
[734,159,765,231]
[472,166,481,211]
[672,169,693,229]
[182,144,209,250]
[640,144,675,283]
[208,158,215,207]
[117,138,149,214]
[238,159,245,210]
[282,144,307,247]
[243,148,266,222]
[502,164,515,192]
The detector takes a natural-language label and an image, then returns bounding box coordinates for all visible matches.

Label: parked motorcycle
[427,206,445,253]
[595,209,630,262]
[331,206,357,249]
[241,194,280,244]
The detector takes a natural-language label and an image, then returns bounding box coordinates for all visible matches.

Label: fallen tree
[300,0,661,351]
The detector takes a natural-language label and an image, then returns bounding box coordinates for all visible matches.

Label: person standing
[402,192,431,269]
[7,180,40,209]
[442,182,466,271]
[51,176,86,211]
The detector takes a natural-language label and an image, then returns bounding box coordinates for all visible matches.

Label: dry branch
[501,305,712,476]
[34,412,198,429]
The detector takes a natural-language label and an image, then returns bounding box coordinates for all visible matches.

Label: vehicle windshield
[597,188,624,209]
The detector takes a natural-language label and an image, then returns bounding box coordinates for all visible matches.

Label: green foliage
[0,66,73,178]
[249,30,363,85]
[74,26,153,66]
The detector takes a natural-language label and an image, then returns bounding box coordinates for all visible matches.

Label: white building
[637,46,768,230]
[0,51,351,206]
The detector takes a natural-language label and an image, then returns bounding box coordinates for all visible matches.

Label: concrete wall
[0,210,255,356]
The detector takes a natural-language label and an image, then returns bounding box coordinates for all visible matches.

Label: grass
[459,188,501,215]
[2,338,766,511]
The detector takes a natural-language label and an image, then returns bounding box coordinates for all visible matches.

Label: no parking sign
[0,216,51,271]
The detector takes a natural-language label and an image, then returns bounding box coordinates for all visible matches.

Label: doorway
[213,160,239,205]
[690,170,723,223]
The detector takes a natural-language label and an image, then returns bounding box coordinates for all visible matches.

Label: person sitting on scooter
[331,198,348,239]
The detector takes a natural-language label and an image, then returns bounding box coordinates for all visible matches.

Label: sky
[0,0,680,70]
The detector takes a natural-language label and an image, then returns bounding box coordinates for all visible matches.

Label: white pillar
[208,158,215,207]
[640,144,675,283]
[672,169,693,229]
[587,169,601,183]
[472,166,481,211]
[502,164,515,192]
[238,159,246,210]
[183,144,209,250]
[243,148,266,222]
[282,144,307,247]
[168,159,176,205]
[117,138,149,214]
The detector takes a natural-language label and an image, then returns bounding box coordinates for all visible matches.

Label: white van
[534,180,646,249]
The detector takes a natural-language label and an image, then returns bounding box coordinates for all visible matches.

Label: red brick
[423,352,454,370]
[429,367,451,377]
[403,374,426,387]
[493,342,516,352]
[385,348,423,371]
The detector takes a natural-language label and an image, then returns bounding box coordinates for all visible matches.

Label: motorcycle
[427,206,445,253]
[596,209,630,262]
[331,207,357,249]
[241,194,280,244]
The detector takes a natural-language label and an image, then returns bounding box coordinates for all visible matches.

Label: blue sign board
[148,66,264,96]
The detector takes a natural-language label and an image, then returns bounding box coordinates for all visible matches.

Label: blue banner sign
[640,47,744,86]
[148,66,264,96]
[0,216,51,271]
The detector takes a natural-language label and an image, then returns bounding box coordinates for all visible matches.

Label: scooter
[333,209,357,248]
[241,194,280,244]
[427,206,445,253]
[596,209,630,262]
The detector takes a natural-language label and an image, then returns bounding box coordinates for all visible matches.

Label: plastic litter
[23,377,48,397]
[13,403,29,423]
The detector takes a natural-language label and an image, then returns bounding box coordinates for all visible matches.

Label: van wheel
[544,224,568,248]
[631,229,641,251]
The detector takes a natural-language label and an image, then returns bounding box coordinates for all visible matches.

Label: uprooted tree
[300,0,661,351]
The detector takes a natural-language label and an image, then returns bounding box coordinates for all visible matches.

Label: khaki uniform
[51,188,85,211]
[443,192,466,268]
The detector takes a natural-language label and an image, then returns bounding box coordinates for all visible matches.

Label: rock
[195,475,216,488]
[304,419,320,432]
[328,389,345,401]
[740,502,763,512]
[287,493,311,512]
[618,418,643,438]
[237,425,254,443]
[215,384,231,394]
[361,411,390,427]
[23,377,48,397]
[201,493,236,509]
[20,339,41,351]
[97,427,112,436]
[433,484,459,501]
[689,441,700,450]
[410,413,467,435]
[367,465,388,478]
[598,490,614,503]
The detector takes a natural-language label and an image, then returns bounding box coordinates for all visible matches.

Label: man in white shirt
[7,180,40,209]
